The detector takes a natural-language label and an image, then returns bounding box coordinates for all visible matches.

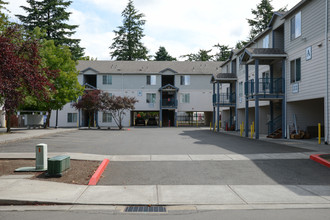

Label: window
[180,93,190,103]
[67,113,77,123]
[263,35,269,48]
[147,75,156,85]
[291,11,301,40]
[180,75,190,85]
[146,93,156,103]
[102,75,112,85]
[290,58,301,83]
[239,82,243,97]
[102,112,112,123]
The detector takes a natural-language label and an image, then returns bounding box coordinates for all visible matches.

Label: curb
[88,159,110,185]
[310,154,330,168]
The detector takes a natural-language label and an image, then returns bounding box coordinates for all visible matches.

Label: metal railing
[213,93,236,105]
[245,78,283,96]
[267,115,282,135]
[161,99,177,108]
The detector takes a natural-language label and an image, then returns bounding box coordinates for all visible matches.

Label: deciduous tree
[0,25,55,132]
[72,90,101,128]
[100,93,138,130]
[21,28,84,128]
[110,0,148,60]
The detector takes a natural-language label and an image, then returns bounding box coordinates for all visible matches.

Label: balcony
[245,78,283,99]
[161,98,177,108]
[213,93,236,106]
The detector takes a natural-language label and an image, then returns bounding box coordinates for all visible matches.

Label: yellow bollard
[210,122,212,131]
[240,124,242,136]
[318,123,321,144]
[251,125,253,139]
[177,121,179,127]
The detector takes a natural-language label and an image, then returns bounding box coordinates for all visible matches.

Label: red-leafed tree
[72,90,101,128]
[0,25,56,132]
[100,93,138,130]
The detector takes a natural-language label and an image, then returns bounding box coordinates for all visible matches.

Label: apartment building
[50,61,222,128]
[212,0,330,142]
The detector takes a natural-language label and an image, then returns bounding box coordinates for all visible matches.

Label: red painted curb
[310,154,330,168]
[88,159,110,185]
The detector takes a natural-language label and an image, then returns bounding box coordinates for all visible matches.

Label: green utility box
[47,155,70,177]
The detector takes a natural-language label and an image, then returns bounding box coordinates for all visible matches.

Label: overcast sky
[6,0,300,60]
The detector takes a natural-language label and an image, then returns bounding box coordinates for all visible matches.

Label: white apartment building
[50,61,223,128]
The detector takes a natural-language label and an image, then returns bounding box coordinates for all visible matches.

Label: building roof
[241,48,287,65]
[211,73,237,83]
[77,60,223,75]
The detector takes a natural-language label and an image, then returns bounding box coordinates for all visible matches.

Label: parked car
[147,118,158,126]
[135,118,145,126]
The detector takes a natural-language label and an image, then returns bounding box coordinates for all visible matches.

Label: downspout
[326,0,329,144]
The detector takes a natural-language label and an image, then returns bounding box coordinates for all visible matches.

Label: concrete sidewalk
[0,128,78,145]
[0,151,329,210]
[1,176,330,209]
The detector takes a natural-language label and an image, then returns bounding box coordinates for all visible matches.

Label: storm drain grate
[124,206,167,213]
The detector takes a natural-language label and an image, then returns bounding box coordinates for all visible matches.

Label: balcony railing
[245,78,283,97]
[161,98,177,108]
[213,93,236,106]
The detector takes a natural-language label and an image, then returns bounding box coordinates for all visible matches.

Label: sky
[5,0,301,60]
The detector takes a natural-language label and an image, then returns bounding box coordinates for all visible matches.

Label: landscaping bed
[0,159,101,185]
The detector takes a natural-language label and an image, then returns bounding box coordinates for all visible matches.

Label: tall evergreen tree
[247,0,286,40]
[181,49,213,61]
[154,46,176,61]
[16,0,84,60]
[110,0,148,60]
[213,44,231,61]
[0,0,10,31]
[247,0,274,39]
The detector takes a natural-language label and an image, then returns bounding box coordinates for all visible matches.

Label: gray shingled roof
[77,60,223,75]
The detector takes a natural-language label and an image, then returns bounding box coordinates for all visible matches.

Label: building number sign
[306,46,312,61]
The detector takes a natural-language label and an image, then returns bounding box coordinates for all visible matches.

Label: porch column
[282,58,286,138]
[160,90,163,127]
[217,82,220,132]
[270,64,274,93]
[245,64,249,137]
[213,83,216,131]
[255,59,260,139]
[78,109,81,128]
[270,101,274,134]
[235,81,238,131]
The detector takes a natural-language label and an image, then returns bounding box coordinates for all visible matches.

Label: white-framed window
[180,93,190,103]
[180,75,190,85]
[102,75,112,85]
[239,82,243,97]
[146,93,156,103]
[67,113,77,123]
[146,75,156,85]
[263,34,269,48]
[290,58,301,83]
[291,11,301,40]
[102,112,112,123]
